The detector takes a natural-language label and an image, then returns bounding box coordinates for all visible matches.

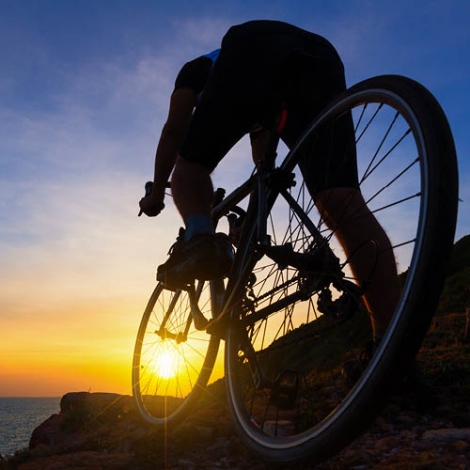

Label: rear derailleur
[317,281,364,320]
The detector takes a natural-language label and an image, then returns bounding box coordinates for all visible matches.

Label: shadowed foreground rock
[21,391,259,470]
[10,391,470,469]
[1,313,469,469]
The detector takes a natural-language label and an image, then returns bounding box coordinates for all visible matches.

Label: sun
[153,345,179,379]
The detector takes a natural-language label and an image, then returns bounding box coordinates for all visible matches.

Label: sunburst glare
[152,344,179,379]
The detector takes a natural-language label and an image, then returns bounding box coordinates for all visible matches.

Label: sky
[0,0,469,397]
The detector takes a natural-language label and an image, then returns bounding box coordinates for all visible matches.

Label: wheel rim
[133,282,219,425]
[226,85,434,453]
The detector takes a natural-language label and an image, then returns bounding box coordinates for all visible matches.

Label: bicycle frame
[203,130,335,337]
[204,132,286,333]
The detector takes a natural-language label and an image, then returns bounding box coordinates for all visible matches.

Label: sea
[0,397,61,456]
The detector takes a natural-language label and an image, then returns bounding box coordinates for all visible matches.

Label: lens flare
[152,345,179,379]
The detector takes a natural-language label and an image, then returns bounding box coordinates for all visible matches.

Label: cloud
[0,13,253,295]
[0,35,184,230]
[0,16,241,355]
[170,17,232,56]
[0,45,187,319]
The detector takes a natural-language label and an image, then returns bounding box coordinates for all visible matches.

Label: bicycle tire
[224,75,458,466]
[133,281,220,427]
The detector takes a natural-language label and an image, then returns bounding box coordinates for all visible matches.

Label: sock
[184,214,214,242]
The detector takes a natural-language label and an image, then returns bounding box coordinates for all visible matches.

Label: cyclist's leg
[171,42,256,234]
[171,157,214,223]
[315,188,401,338]
[296,119,399,339]
[282,56,399,339]
[163,93,248,283]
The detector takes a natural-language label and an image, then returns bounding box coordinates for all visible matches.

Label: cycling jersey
[174,49,220,96]
[204,49,221,63]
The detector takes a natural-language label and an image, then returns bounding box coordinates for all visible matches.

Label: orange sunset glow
[1,2,468,400]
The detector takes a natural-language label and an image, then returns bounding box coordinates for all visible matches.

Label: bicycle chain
[245,272,302,311]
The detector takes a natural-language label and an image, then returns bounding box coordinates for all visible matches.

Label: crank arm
[187,284,209,331]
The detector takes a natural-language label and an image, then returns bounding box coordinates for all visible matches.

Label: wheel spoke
[133,283,220,426]
[225,76,457,466]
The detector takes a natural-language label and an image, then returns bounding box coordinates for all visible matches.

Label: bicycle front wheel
[225,75,458,466]
[133,281,220,427]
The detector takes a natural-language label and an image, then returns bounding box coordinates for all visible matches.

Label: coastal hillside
[439,234,470,313]
[1,236,469,469]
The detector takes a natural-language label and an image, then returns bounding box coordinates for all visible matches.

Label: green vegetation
[438,234,470,313]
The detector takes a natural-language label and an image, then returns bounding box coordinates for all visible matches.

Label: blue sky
[1,0,469,396]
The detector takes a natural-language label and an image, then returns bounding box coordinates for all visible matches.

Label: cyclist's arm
[141,88,197,215]
[153,87,197,197]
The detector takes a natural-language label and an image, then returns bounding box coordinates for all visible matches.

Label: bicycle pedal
[187,284,209,331]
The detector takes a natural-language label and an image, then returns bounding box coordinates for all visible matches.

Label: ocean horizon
[0,397,61,455]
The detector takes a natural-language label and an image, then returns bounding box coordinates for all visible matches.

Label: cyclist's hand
[139,194,165,217]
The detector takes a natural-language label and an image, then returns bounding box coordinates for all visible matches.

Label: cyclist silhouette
[139,20,400,342]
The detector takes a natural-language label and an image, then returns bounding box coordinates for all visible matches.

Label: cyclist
[139,20,400,343]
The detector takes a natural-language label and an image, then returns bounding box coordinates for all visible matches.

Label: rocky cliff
[1,313,469,469]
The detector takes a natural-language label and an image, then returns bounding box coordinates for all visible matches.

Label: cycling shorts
[178,20,358,196]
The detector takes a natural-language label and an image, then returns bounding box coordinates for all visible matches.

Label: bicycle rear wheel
[133,281,220,427]
[225,75,458,465]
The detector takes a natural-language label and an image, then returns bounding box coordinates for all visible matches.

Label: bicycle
[132,74,458,467]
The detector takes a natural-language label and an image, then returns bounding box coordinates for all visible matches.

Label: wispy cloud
[0,32,189,323]
[170,17,233,56]
[1,3,469,396]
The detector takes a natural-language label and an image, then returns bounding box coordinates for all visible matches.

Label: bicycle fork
[237,326,272,390]
[187,278,226,332]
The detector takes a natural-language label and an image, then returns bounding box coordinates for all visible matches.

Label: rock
[18,451,136,470]
[422,428,470,441]
[7,323,470,470]
[374,435,400,453]
[453,440,470,453]
[29,414,62,449]
[29,392,141,453]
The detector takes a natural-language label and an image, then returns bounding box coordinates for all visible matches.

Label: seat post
[260,108,288,171]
